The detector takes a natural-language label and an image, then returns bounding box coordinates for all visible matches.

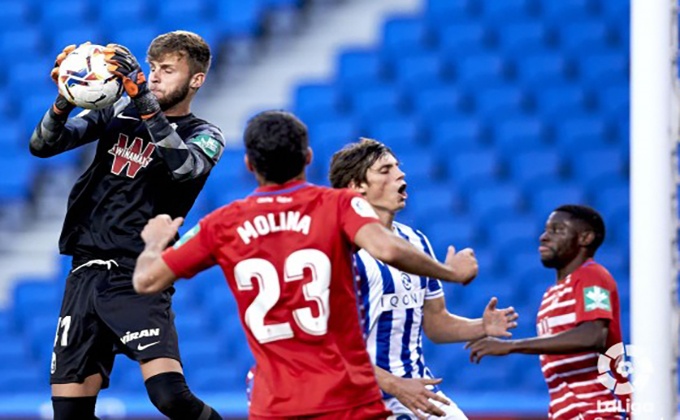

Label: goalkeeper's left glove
[104,44,160,119]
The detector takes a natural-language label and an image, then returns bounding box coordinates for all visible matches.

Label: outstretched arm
[423,297,518,343]
[354,222,478,284]
[466,319,609,363]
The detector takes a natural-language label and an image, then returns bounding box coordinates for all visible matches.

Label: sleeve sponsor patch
[189,134,223,160]
[173,224,201,249]
[583,286,612,312]
[350,196,379,219]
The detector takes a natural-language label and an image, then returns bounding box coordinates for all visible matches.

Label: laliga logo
[597,343,652,395]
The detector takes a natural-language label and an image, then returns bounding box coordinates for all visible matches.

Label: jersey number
[234,249,331,344]
[53,316,72,347]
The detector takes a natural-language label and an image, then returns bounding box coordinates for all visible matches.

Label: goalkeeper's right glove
[104,44,161,119]
[50,44,78,116]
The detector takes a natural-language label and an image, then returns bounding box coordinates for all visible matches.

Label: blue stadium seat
[430,117,487,152]
[336,49,386,90]
[381,16,431,59]
[593,183,628,239]
[493,117,548,154]
[569,148,626,187]
[475,85,529,117]
[530,183,588,220]
[444,150,502,189]
[425,0,477,25]
[578,52,629,86]
[487,216,542,256]
[215,0,263,38]
[554,116,610,152]
[293,83,344,122]
[515,52,571,85]
[0,156,35,202]
[595,246,628,274]
[0,117,27,151]
[180,338,226,370]
[409,82,466,119]
[0,28,45,61]
[38,0,91,32]
[0,366,44,393]
[396,148,439,183]
[510,149,564,188]
[597,85,629,118]
[558,20,613,53]
[437,22,491,55]
[534,83,590,118]
[599,0,630,21]
[366,116,420,154]
[480,0,539,22]
[50,26,106,54]
[350,84,403,121]
[408,184,462,222]
[540,0,597,22]
[467,182,524,223]
[497,22,553,55]
[455,53,509,86]
[392,52,445,90]
[0,0,32,31]
[111,26,162,68]
[421,218,478,257]
[188,363,246,393]
[95,0,151,33]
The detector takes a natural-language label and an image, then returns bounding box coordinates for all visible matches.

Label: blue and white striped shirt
[354,221,444,391]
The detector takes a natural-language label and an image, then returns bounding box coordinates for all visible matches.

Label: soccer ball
[57,44,124,110]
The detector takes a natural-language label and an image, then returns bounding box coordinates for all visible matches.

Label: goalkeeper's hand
[50,43,85,115]
[104,43,160,119]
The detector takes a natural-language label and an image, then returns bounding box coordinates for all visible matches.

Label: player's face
[538,211,581,268]
[148,53,193,111]
[360,153,407,214]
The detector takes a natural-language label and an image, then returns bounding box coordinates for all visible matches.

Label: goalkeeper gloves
[50,44,78,115]
[104,44,160,119]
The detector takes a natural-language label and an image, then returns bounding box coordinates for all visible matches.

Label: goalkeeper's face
[148,53,193,111]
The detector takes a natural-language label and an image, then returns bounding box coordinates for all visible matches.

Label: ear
[244,154,254,173]
[347,179,367,194]
[305,147,313,166]
[579,230,595,248]
[190,72,205,90]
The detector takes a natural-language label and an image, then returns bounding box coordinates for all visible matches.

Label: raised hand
[141,215,184,249]
[104,43,160,119]
[482,297,519,337]
[444,246,478,285]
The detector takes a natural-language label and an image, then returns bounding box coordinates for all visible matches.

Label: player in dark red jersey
[466,205,627,419]
[132,110,479,419]
[29,31,224,420]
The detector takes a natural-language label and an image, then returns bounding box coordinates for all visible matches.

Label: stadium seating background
[0,0,630,418]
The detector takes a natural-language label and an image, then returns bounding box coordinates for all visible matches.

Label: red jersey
[162,180,385,417]
[536,259,626,419]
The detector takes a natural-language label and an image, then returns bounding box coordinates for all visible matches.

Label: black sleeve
[143,112,225,182]
[29,97,128,158]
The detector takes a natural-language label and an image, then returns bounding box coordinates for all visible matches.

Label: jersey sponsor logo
[379,290,425,311]
[350,196,379,219]
[108,134,155,178]
[174,224,200,249]
[237,211,311,245]
[120,328,160,344]
[189,134,223,160]
[137,341,161,351]
[584,286,611,311]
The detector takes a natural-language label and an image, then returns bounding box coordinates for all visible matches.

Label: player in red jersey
[132,110,479,419]
[466,205,628,419]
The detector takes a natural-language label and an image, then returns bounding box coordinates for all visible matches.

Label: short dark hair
[329,138,395,188]
[147,30,211,76]
[555,204,606,252]
[244,110,309,184]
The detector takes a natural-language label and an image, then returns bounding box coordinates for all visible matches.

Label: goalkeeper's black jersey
[30,97,225,261]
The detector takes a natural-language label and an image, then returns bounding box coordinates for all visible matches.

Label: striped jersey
[536,259,626,419]
[354,221,444,395]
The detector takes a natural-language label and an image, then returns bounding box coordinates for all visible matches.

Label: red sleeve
[162,212,219,279]
[573,266,616,324]
[336,189,381,243]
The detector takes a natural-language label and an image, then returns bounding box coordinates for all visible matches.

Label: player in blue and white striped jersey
[330,139,519,420]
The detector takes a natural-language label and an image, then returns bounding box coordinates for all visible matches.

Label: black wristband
[53,94,75,116]
[132,89,161,119]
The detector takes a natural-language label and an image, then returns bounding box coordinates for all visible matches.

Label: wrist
[132,88,161,120]
[52,94,75,116]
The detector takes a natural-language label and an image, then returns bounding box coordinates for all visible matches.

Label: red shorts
[250,399,392,420]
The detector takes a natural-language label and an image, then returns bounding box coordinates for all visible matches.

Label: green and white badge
[583,286,612,312]
[190,134,223,160]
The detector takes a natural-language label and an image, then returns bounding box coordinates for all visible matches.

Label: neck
[162,95,193,117]
[556,254,591,282]
[257,173,306,187]
[374,207,396,229]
